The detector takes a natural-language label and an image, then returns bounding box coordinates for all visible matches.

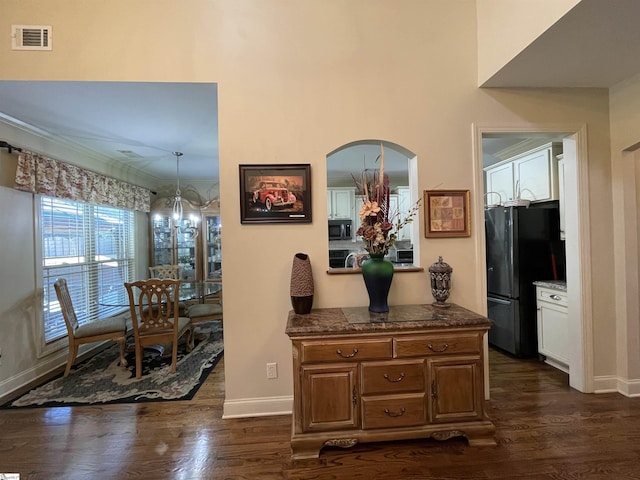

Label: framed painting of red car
[239,164,312,224]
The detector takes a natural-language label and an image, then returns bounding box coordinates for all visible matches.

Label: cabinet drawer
[361,360,425,395]
[537,287,567,308]
[394,334,480,358]
[300,338,392,363]
[362,394,426,429]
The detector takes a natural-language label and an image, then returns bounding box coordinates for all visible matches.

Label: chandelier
[172,151,199,238]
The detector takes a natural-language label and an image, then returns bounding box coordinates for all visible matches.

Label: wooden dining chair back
[53,278,128,377]
[148,264,183,280]
[124,278,194,378]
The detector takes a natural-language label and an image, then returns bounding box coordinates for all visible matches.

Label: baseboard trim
[592,375,618,394]
[0,343,106,405]
[615,377,640,397]
[590,374,640,396]
[222,395,293,419]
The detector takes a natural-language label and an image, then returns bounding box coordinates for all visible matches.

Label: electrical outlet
[266,362,278,379]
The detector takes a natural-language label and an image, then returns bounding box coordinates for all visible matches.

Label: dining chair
[149,264,187,315]
[53,278,128,377]
[148,264,183,280]
[124,278,194,378]
[187,290,223,324]
[187,303,223,324]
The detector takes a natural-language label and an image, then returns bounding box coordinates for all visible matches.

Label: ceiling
[482,0,640,88]
[0,81,219,182]
[1,1,638,184]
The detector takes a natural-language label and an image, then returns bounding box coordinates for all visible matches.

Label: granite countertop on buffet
[532,280,567,292]
[286,303,492,336]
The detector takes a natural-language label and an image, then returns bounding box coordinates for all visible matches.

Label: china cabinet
[150,197,215,282]
[201,200,222,281]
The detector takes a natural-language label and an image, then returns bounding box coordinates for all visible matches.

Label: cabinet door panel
[537,301,569,365]
[514,150,554,201]
[203,213,222,280]
[428,357,482,423]
[328,188,355,220]
[485,163,513,204]
[302,364,358,431]
[396,187,412,240]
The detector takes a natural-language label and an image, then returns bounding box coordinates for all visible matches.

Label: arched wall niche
[326,139,420,268]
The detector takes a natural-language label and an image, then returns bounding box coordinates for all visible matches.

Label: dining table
[99,280,222,308]
[98,280,222,358]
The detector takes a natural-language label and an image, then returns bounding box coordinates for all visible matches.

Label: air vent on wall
[12,25,52,50]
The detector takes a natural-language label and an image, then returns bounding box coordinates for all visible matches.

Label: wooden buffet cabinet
[285,304,495,459]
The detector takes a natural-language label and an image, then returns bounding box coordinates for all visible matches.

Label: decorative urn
[428,256,452,308]
[290,253,314,314]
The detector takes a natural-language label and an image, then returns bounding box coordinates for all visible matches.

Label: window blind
[41,196,135,343]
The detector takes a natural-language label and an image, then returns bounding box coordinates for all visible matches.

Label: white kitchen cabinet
[512,143,561,202]
[353,194,364,234]
[535,284,569,373]
[485,162,514,205]
[327,187,355,220]
[484,142,562,206]
[396,186,412,241]
[557,154,565,240]
[353,190,412,242]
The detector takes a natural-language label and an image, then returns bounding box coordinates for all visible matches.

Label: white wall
[0,0,618,411]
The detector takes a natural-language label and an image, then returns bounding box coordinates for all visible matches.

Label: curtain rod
[0,140,22,153]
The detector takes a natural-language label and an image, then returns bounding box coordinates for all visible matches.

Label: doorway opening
[474,125,593,394]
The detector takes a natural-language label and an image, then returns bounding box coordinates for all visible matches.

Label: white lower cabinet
[535,285,569,373]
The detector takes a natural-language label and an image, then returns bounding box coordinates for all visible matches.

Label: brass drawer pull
[384,407,406,417]
[336,348,359,358]
[427,343,449,353]
[383,372,405,383]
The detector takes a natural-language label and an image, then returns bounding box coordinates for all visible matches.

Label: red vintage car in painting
[251,182,297,211]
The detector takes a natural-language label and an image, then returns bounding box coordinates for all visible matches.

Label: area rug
[6,320,223,408]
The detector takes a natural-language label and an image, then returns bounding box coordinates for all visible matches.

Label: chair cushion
[177,316,192,332]
[187,303,222,318]
[75,316,127,338]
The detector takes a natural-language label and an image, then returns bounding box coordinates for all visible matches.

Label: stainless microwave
[393,248,414,264]
[328,219,352,240]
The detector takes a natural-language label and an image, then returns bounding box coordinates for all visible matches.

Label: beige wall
[476,0,580,85]
[0,0,620,410]
[609,74,640,392]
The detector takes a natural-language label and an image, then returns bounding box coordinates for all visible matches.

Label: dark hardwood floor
[1,350,640,479]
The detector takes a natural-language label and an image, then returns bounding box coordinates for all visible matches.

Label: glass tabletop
[98,281,222,307]
[178,281,222,302]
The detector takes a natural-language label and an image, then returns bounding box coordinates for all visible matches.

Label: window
[40,196,135,345]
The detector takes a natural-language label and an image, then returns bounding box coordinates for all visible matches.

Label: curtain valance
[14,151,151,212]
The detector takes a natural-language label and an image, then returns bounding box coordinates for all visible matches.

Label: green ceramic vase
[361,253,394,313]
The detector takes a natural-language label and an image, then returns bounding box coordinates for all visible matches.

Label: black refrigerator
[485,201,563,357]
